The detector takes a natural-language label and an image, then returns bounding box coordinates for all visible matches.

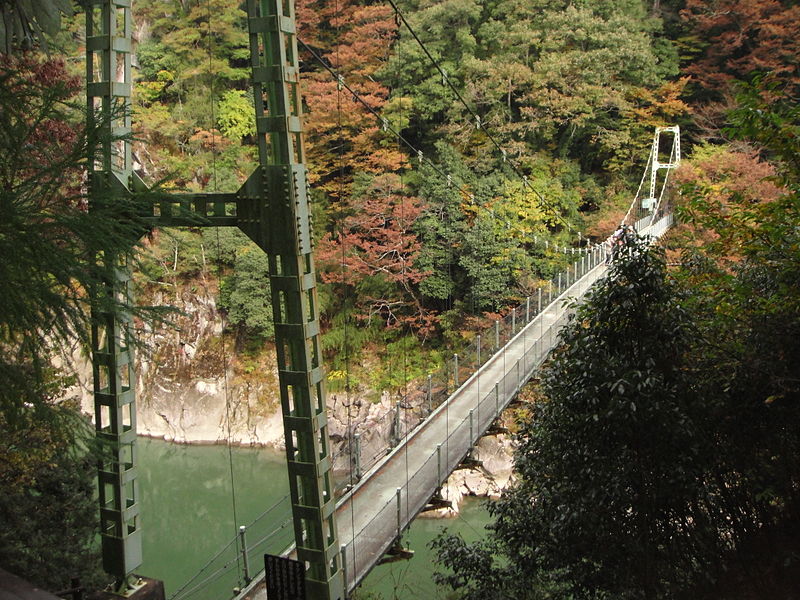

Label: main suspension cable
[297,36,591,255]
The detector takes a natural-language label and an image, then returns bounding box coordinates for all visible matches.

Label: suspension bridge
[222,209,675,600]
[77,0,681,599]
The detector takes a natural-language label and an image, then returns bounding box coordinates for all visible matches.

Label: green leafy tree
[434,240,719,598]
[384,0,683,172]
[412,143,474,308]
[674,78,800,579]
[132,0,253,187]
[382,0,483,124]
[413,143,579,312]
[218,243,274,341]
[217,89,255,140]
[0,53,153,591]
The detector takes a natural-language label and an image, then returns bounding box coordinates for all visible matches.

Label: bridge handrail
[234,211,676,599]
[337,211,675,590]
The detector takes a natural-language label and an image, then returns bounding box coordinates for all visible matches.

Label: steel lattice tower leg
[245,1,344,597]
[86,0,142,590]
[84,0,343,595]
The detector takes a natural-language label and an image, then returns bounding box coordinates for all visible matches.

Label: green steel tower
[85,0,344,597]
[85,0,141,589]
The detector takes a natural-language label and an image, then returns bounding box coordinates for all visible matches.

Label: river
[136,438,492,600]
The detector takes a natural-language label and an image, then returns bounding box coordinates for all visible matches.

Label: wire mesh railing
[170,495,294,600]
[336,211,674,592]
[221,213,675,598]
[337,283,579,590]
[330,242,609,489]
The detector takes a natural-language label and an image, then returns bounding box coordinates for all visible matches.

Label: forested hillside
[122,0,799,394]
[125,0,697,388]
[1,0,799,596]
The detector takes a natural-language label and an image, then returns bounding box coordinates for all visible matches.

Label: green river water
[137,438,492,600]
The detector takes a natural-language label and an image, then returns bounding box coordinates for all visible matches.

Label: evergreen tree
[433,79,800,600]
[0,387,107,591]
[0,53,152,428]
[0,52,151,592]
[433,239,716,599]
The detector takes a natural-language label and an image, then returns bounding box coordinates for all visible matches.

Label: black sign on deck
[265,554,306,600]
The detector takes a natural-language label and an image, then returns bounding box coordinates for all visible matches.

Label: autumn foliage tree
[317,174,434,337]
[299,0,405,198]
[680,0,800,100]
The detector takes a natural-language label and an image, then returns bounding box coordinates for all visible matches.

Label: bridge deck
[242,213,673,598]
[335,254,607,591]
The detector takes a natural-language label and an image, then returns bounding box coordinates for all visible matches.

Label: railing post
[353,433,362,480]
[495,381,500,417]
[516,359,521,392]
[526,296,530,322]
[340,544,348,597]
[427,374,432,413]
[436,443,442,487]
[494,320,500,350]
[558,272,562,296]
[511,307,516,334]
[537,287,542,314]
[453,353,459,387]
[548,280,553,305]
[469,409,474,448]
[476,397,480,442]
[476,335,481,367]
[239,525,250,584]
[396,487,402,537]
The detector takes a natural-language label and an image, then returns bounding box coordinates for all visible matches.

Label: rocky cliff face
[69,284,283,446]
[420,430,517,518]
[69,283,517,514]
